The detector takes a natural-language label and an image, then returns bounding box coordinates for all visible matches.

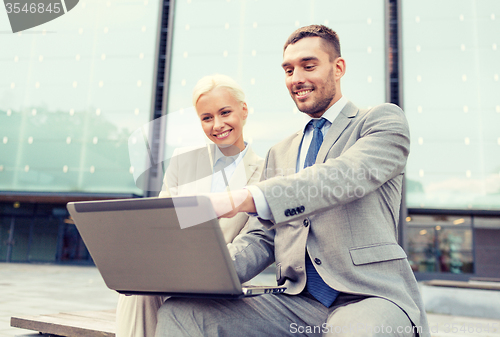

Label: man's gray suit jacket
[228,101,430,336]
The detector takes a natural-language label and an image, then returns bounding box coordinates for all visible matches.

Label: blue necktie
[303,118,339,307]
[303,118,327,168]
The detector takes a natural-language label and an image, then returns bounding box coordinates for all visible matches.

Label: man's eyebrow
[300,56,319,62]
[282,56,319,68]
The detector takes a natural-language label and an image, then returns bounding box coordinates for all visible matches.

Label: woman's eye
[221,110,231,115]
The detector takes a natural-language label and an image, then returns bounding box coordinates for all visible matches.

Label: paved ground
[1,263,118,337]
[1,263,500,337]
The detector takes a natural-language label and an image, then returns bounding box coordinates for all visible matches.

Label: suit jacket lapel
[241,146,260,184]
[317,101,358,164]
[287,131,303,174]
[195,144,213,193]
[221,145,259,243]
[227,145,261,191]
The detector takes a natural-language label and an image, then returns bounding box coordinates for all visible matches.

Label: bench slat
[57,310,117,321]
[11,310,116,337]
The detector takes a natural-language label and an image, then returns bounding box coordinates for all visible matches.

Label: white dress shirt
[211,142,249,193]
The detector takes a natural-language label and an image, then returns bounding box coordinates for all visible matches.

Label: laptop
[66,195,286,298]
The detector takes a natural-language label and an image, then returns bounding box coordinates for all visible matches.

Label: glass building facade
[1,0,499,279]
[401,0,500,279]
[402,0,500,211]
[405,214,474,274]
[0,0,161,194]
[0,0,163,262]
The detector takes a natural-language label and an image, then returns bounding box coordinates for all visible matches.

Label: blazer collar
[284,101,358,172]
[200,143,259,186]
[316,101,358,163]
[286,131,303,174]
[194,144,214,193]
[241,145,260,184]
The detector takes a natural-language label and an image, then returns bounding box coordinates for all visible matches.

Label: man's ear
[335,57,346,80]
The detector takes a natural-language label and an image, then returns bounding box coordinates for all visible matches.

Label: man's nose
[291,69,306,86]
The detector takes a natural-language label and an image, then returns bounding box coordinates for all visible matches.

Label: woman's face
[196,86,248,152]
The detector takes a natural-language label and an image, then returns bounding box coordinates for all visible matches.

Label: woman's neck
[219,142,245,156]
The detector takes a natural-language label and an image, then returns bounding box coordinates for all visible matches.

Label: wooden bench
[11,309,116,337]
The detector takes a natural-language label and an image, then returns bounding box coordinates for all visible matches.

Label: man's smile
[294,88,314,100]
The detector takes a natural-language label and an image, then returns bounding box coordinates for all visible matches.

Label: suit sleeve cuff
[244,186,274,221]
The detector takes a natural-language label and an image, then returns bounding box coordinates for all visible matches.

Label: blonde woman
[116,74,264,337]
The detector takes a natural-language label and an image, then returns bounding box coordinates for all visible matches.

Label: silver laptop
[66,196,286,298]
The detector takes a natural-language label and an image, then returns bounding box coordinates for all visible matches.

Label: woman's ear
[241,102,248,119]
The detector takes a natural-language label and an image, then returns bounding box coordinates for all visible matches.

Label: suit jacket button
[303,219,309,227]
[285,209,290,216]
[290,209,297,216]
[314,258,321,265]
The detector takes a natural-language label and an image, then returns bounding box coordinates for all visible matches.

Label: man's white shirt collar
[297,96,348,172]
[301,95,348,133]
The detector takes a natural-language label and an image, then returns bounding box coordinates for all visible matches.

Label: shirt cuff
[244,186,273,220]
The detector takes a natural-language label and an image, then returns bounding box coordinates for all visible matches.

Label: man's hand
[208,189,256,218]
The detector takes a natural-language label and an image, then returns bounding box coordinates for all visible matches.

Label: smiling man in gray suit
[155,25,430,337]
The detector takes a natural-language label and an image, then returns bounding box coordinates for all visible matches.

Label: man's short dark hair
[284,25,341,61]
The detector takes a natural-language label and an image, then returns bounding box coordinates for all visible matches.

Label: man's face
[282,37,343,118]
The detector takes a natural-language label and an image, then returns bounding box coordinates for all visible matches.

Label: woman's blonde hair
[192,74,246,108]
